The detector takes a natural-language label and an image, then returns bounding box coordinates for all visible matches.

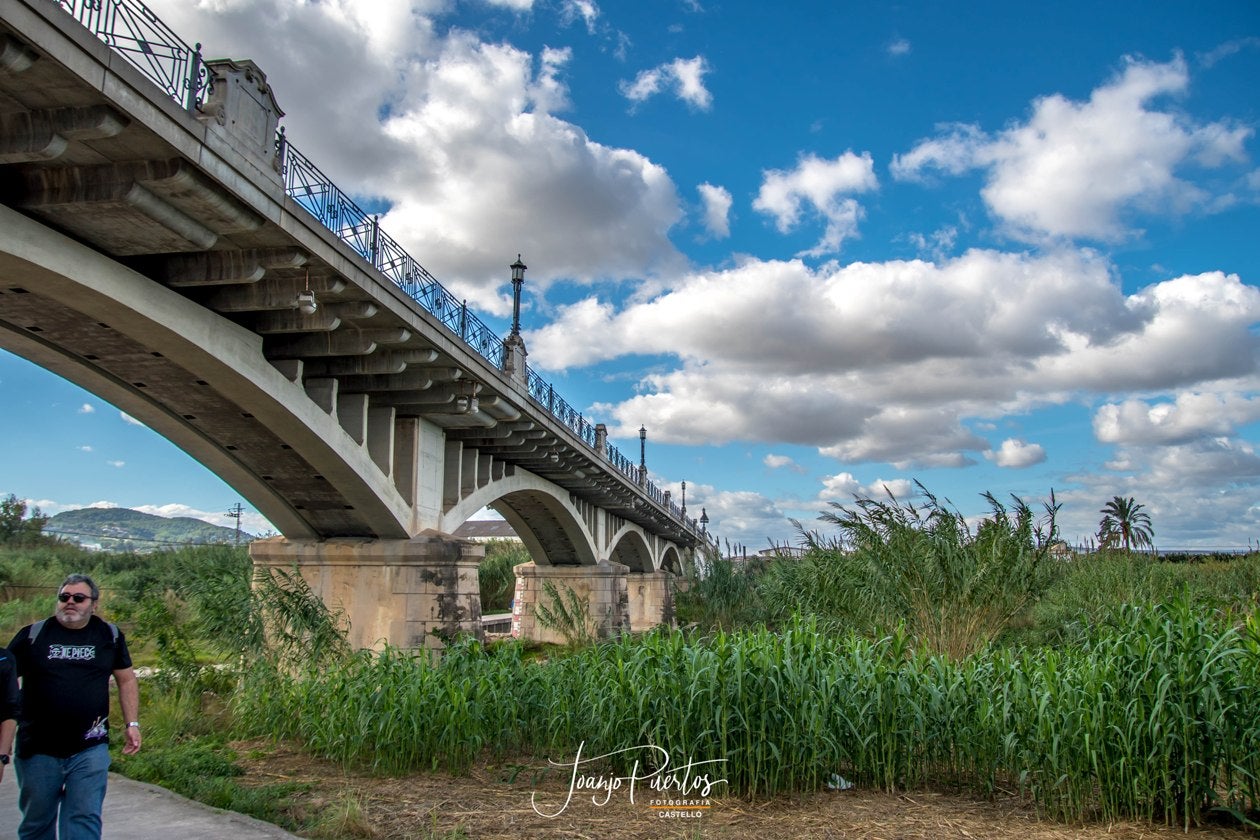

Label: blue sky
[3,0,1259,550]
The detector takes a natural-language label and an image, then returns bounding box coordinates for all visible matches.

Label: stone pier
[250,534,483,650]
[626,569,676,632]
[510,560,630,644]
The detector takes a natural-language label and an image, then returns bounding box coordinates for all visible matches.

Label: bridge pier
[627,570,677,633]
[250,534,483,650]
[510,561,630,644]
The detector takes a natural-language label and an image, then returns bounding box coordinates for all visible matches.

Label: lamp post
[638,425,647,485]
[509,255,527,337]
[699,508,708,537]
[680,480,687,518]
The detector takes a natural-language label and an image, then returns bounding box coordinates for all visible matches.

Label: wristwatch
[126,722,140,730]
[0,753,10,765]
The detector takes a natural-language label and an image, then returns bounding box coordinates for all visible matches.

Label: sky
[2,0,1259,551]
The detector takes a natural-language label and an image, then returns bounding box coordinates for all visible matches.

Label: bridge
[0,0,712,648]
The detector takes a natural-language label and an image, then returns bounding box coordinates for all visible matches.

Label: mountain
[45,507,251,551]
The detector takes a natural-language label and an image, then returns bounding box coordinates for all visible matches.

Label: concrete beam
[0,34,39,74]
[17,159,264,254]
[0,104,127,163]
[157,248,309,288]
[302,350,438,376]
[265,327,411,358]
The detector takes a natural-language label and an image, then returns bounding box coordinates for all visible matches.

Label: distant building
[453,520,520,542]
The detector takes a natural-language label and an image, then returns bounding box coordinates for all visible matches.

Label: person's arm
[113,667,141,755]
[1,657,17,782]
[0,717,14,783]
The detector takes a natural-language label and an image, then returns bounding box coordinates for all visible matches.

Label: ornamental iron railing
[52,0,207,111]
[46,0,701,536]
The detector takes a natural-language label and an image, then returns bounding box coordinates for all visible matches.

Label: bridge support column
[510,561,629,644]
[626,570,676,633]
[250,535,483,651]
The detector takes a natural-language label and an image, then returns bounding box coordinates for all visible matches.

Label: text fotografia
[531,742,727,818]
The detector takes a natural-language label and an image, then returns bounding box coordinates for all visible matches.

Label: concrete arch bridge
[0,0,711,648]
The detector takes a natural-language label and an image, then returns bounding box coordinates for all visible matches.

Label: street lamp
[509,255,527,337]
[638,425,647,484]
[680,480,687,518]
[699,507,708,536]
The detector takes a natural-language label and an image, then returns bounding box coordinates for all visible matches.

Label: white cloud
[77,445,93,453]
[986,438,1047,468]
[753,151,878,255]
[887,38,911,57]
[1055,437,1260,548]
[120,412,145,426]
[540,251,1259,471]
[106,461,125,468]
[559,0,597,31]
[1094,392,1260,445]
[892,56,1252,241]
[78,403,94,414]
[620,56,713,111]
[697,182,732,238]
[819,472,915,502]
[149,0,686,296]
[763,453,806,473]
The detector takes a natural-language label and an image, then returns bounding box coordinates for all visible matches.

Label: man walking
[7,573,141,840]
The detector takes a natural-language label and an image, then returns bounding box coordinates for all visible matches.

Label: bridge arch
[0,208,411,539]
[607,527,654,573]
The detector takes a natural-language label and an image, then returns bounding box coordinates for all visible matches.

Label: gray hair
[60,573,99,601]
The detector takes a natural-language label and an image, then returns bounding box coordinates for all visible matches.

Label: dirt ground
[233,740,1254,840]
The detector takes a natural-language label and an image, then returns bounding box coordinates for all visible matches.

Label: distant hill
[45,507,251,551]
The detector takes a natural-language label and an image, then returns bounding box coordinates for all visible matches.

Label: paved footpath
[0,768,305,840]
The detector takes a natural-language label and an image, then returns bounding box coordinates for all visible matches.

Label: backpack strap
[28,618,119,644]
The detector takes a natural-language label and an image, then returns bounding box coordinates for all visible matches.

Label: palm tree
[1097,496,1154,552]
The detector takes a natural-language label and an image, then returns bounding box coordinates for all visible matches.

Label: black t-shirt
[8,615,132,758]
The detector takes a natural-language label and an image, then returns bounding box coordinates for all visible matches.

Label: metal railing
[53,0,207,111]
[46,0,701,537]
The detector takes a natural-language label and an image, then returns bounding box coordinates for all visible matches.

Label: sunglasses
[57,593,93,604]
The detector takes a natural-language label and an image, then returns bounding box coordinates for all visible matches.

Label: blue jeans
[14,744,112,840]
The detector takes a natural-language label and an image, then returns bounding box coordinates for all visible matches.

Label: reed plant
[767,485,1059,657]
[232,599,1258,828]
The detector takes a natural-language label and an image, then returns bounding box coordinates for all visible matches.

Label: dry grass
[232,739,1253,840]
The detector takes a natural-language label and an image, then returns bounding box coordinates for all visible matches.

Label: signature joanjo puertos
[531,742,728,818]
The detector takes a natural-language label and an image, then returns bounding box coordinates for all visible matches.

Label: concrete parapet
[250,534,484,650]
[510,560,630,644]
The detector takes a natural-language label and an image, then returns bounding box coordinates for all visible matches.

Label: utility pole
[226,502,244,546]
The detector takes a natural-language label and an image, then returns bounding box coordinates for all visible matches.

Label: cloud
[819,472,916,502]
[120,412,145,426]
[1056,437,1260,547]
[106,460,125,468]
[1094,392,1260,445]
[78,404,94,414]
[886,38,911,57]
[620,56,713,111]
[149,0,687,297]
[539,251,1259,471]
[77,445,93,453]
[986,438,1047,468]
[559,0,598,32]
[697,183,732,238]
[753,151,878,256]
[763,453,806,473]
[892,56,1252,241]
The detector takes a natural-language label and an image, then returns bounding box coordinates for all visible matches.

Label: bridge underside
[0,0,696,646]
